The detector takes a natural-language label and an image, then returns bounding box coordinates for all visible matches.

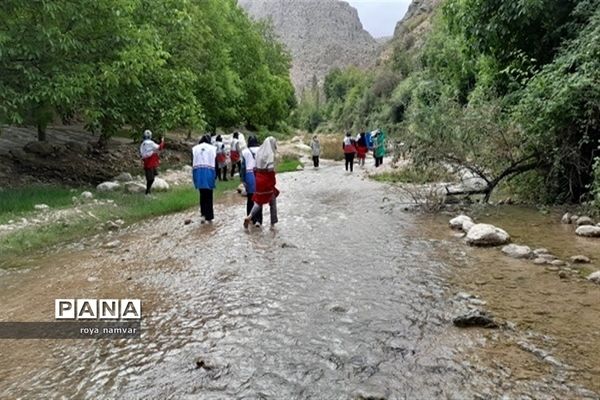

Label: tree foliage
[0,0,294,141]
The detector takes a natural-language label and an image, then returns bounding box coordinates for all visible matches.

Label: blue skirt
[244,171,256,193]
[193,167,216,190]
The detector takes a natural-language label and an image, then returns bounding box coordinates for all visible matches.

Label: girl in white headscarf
[244,137,279,229]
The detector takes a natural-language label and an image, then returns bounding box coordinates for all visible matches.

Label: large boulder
[466,224,510,246]
[152,178,170,192]
[575,225,600,238]
[124,182,146,194]
[501,244,532,259]
[587,271,600,284]
[462,220,475,232]
[449,215,473,230]
[96,181,121,192]
[113,172,134,182]
[576,216,594,226]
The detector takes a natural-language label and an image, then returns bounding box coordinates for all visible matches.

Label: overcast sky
[346,0,412,38]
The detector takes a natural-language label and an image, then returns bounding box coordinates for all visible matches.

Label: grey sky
[346,0,412,38]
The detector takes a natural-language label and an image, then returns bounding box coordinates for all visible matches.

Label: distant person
[192,135,217,223]
[310,135,321,168]
[215,135,228,181]
[356,132,368,167]
[342,132,356,172]
[230,131,242,179]
[240,135,263,227]
[373,129,386,167]
[139,129,165,196]
[244,137,279,229]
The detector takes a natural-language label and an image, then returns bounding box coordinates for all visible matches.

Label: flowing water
[0,160,599,399]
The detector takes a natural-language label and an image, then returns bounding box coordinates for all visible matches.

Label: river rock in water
[453,310,498,328]
[575,225,600,238]
[449,215,473,230]
[501,244,532,259]
[97,181,121,192]
[587,271,600,284]
[466,224,510,246]
[576,216,594,226]
[570,255,591,264]
[561,212,571,224]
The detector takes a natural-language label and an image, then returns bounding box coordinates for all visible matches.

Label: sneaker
[243,216,251,229]
[200,216,206,224]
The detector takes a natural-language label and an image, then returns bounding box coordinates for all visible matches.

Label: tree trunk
[37,123,47,141]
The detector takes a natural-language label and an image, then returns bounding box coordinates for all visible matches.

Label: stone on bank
[466,224,510,246]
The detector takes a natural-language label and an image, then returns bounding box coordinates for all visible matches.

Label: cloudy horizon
[346,0,412,38]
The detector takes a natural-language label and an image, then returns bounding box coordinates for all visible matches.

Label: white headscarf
[256,137,277,170]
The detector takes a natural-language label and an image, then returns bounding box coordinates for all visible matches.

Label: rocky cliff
[238,0,379,93]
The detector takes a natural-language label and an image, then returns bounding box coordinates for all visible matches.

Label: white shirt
[140,139,159,159]
[242,146,259,170]
[192,143,217,168]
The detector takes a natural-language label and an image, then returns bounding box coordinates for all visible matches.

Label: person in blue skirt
[192,135,217,223]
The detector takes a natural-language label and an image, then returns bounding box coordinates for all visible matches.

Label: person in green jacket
[373,129,386,167]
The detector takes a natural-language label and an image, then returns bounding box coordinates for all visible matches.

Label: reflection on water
[0,164,598,399]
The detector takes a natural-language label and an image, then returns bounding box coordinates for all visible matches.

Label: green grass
[0,180,240,263]
[276,154,303,173]
[0,186,82,224]
[372,164,456,184]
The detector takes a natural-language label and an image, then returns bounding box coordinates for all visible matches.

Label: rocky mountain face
[393,0,441,50]
[238,0,379,93]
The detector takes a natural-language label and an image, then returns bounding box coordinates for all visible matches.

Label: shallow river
[0,159,599,399]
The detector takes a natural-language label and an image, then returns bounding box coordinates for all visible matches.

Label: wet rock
[539,253,558,262]
[466,224,510,246]
[501,244,532,259]
[469,298,487,306]
[449,214,473,230]
[533,258,549,265]
[352,390,387,400]
[575,225,600,237]
[34,204,49,211]
[558,270,568,279]
[455,292,474,300]
[550,259,565,267]
[570,215,580,224]
[570,255,591,264]
[195,357,216,370]
[184,219,192,225]
[152,178,170,192]
[97,181,121,192]
[105,221,120,231]
[103,240,121,249]
[281,242,298,249]
[453,310,498,329]
[576,216,594,226]
[113,172,134,182]
[533,248,549,256]
[561,212,571,224]
[587,271,600,284]
[124,182,146,194]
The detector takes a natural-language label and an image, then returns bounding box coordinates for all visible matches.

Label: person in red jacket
[139,130,165,195]
[243,136,279,229]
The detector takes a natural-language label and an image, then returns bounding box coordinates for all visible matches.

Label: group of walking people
[140,130,279,229]
[342,129,386,172]
[194,134,279,228]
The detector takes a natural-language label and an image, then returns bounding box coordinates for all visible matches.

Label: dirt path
[0,159,598,399]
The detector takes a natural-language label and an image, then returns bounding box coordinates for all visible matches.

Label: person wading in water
[192,135,217,223]
[243,136,279,230]
[139,129,165,196]
[240,135,263,227]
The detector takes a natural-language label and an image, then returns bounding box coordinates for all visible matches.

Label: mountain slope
[238,0,379,93]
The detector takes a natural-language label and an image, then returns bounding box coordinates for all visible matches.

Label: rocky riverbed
[0,159,599,399]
